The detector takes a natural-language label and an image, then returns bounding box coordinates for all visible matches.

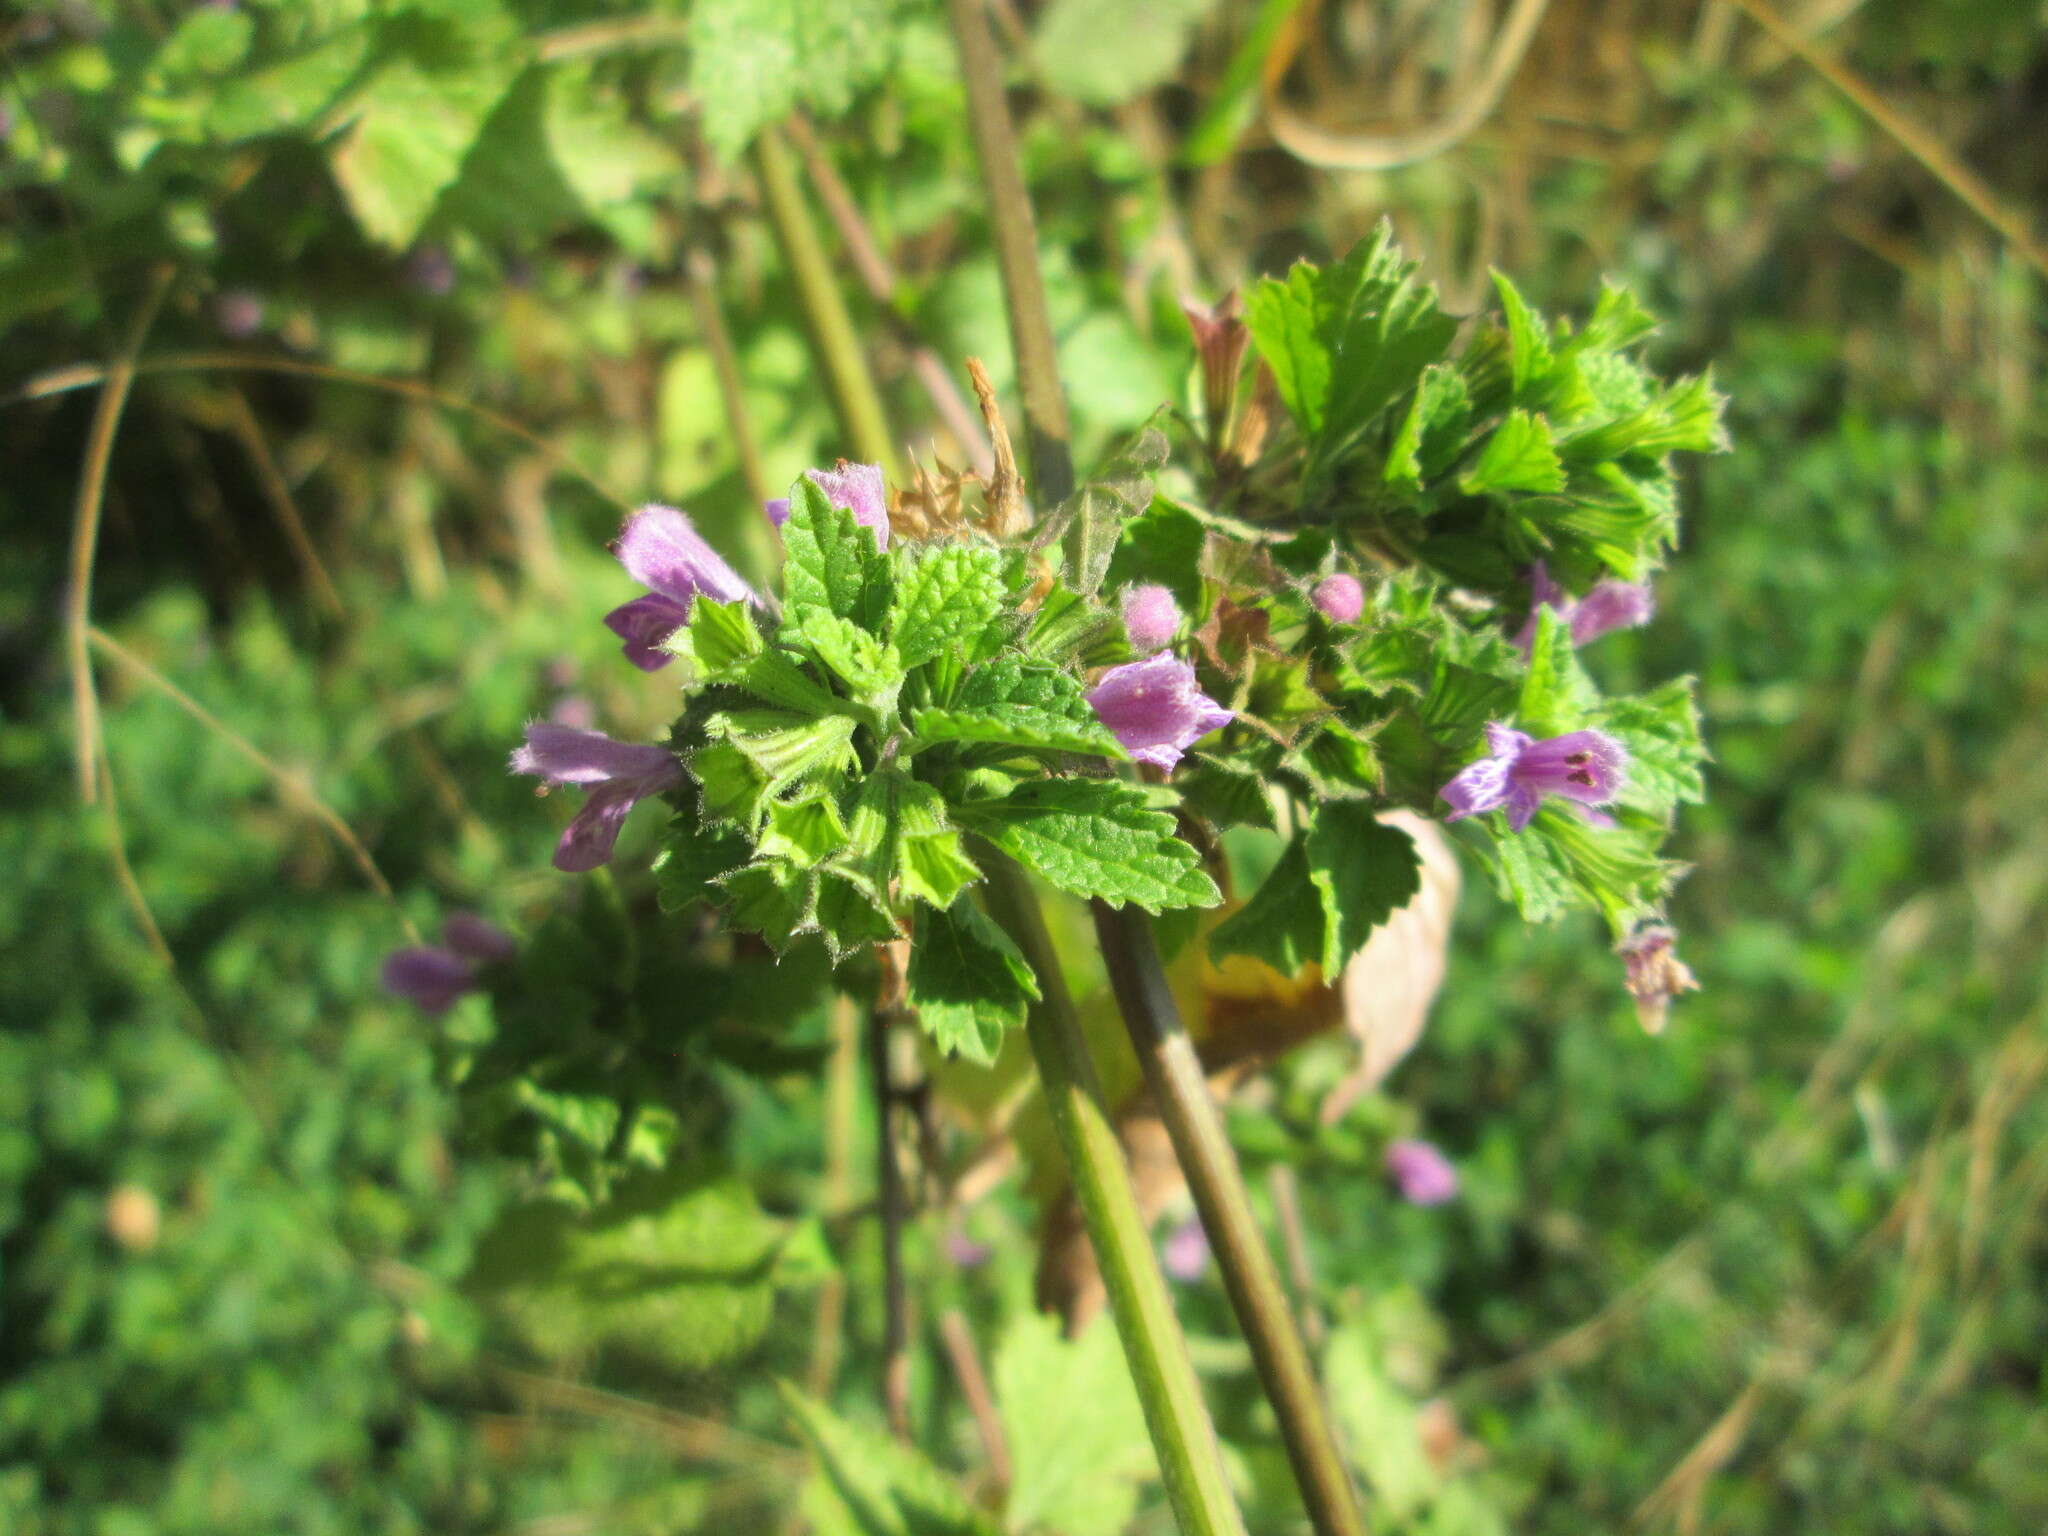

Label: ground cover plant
[5,1,2046,1533]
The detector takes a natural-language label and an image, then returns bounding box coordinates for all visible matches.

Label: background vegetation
[5,0,2045,1531]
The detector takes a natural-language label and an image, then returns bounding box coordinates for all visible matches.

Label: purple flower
[1438,722,1626,832]
[1515,560,1654,652]
[1312,573,1364,624]
[510,723,683,872]
[602,504,759,671]
[381,914,515,1015]
[1162,1214,1209,1281]
[214,290,265,339]
[1120,583,1180,652]
[944,1224,992,1270]
[1085,653,1233,772]
[404,243,455,296]
[1385,1139,1459,1206]
[1616,922,1699,1036]
[764,461,891,549]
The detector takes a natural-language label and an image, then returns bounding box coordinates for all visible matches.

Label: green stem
[980,858,1248,1536]
[1092,902,1367,1536]
[943,0,1074,507]
[750,125,900,478]
[939,6,1364,1525]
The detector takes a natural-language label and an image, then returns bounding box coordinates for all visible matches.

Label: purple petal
[1569,580,1654,644]
[1120,583,1181,652]
[1503,782,1544,832]
[1311,573,1364,624]
[442,914,516,965]
[1162,1215,1210,1281]
[1438,729,1519,821]
[1385,1139,1459,1206]
[553,780,644,872]
[614,504,756,609]
[806,462,890,549]
[380,947,476,1015]
[763,496,790,528]
[510,723,679,788]
[944,1225,992,1270]
[1512,729,1627,806]
[1514,560,1571,653]
[603,593,692,671]
[1085,653,1233,773]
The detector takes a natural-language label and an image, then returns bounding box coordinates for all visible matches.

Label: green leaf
[689,0,908,161]
[813,870,898,959]
[1304,805,1422,975]
[906,900,1039,1064]
[1460,409,1565,495]
[1048,426,1170,598]
[996,1311,1154,1536]
[805,613,903,709]
[760,790,851,866]
[1491,270,1555,405]
[1101,495,1207,613]
[1517,605,1598,736]
[683,596,764,676]
[690,740,772,828]
[1324,1320,1441,1521]
[1208,836,1325,975]
[958,778,1220,912]
[899,830,982,910]
[1248,222,1459,459]
[887,543,1007,668]
[782,1385,998,1536]
[330,48,525,249]
[713,710,860,794]
[718,859,814,951]
[1384,364,1472,491]
[1035,0,1215,106]
[1596,678,1707,820]
[913,656,1124,758]
[780,477,891,641]
[654,818,751,912]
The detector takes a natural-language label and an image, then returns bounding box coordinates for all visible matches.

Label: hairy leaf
[906,900,1039,1064]
[958,779,1219,912]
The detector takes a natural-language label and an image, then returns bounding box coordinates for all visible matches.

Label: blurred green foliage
[4,0,2046,1533]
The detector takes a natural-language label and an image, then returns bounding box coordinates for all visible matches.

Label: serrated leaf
[813,870,898,958]
[783,1388,997,1536]
[996,1311,1153,1536]
[1491,269,1555,405]
[1384,364,1472,491]
[690,739,772,828]
[957,778,1220,912]
[906,900,1039,1064]
[331,48,523,249]
[1460,409,1565,495]
[1304,806,1422,975]
[888,544,1006,667]
[806,613,903,710]
[1020,581,1117,664]
[1100,495,1207,612]
[684,596,764,676]
[689,0,908,161]
[1517,605,1599,736]
[1208,836,1325,975]
[1596,678,1707,820]
[760,790,851,866]
[1289,717,1383,798]
[1037,427,1168,597]
[1248,222,1459,462]
[899,831,982,909]
[717,860,814,951]
[780,477,891,640]
[913,656,1125,758]
[1474,815,1577,923]
[714,710,859,791]
[653,817,751,912]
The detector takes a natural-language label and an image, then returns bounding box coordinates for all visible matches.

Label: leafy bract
[905,899,1039,1064]
[958,779,1220,912]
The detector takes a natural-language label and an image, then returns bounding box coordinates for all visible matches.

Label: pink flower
[381,914,516,1015]
[602,505,759,671]
[1385,1139,1459,1206]
[1120,583,1180,652]
[510,723,683,872]
[1312,573,1364,624]
[1514,560,1654,652]
[1085,653,1233,772]
[1438,723,1626,832]
[1162,1214,1209,1281]
[764,461,891,549]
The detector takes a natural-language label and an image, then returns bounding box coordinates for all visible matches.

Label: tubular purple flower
[1162,1214,1210,1281]
[764,461,891,549]
[510,723,683,872]
[1120,583,1181,652]
[1515,560,1654,652]
[380,947,478,1016]
[603,505,759,670]
[1312,573,1364,624]
[382,914,515,1015]
[1385,1139,1459,1206]
[1438,722,1627,832]
[1085,652,1234,772]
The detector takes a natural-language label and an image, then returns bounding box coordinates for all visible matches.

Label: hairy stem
[944,0,1074,507]
[868,1002,913,1440]
[979,858,1248,1536]
[1093,902,1366,1536]
[751,124,900,477]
